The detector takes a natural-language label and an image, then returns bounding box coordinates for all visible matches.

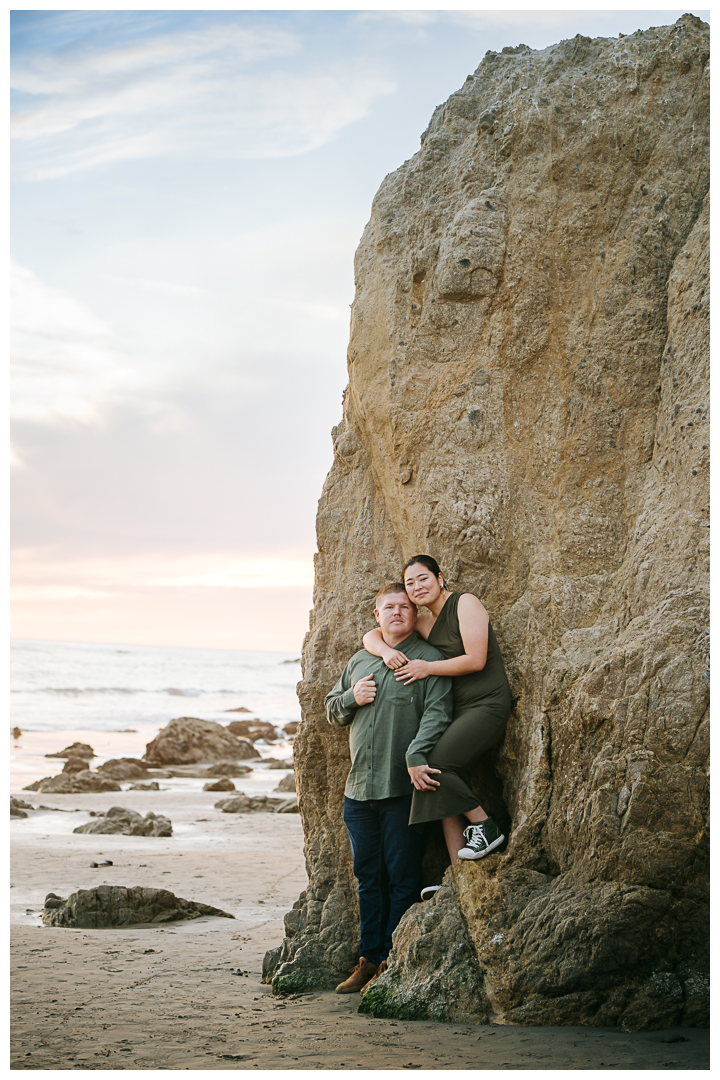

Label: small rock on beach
[97,757,152,780]
[203,778,236,792]
[46,742,95,759]
[215,794,287,813]
[203,761,253,777]
[226,719,278,742]
[24,771,122,794]
[62,756,91,773]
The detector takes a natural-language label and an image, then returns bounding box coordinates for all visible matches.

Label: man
[325,582,453,994]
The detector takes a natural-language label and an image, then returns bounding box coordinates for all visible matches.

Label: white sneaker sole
[420,885,441,901]
[457,833,505,860]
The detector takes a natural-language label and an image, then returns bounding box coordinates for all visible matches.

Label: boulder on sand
[129,781,161,791]
[203,761,253,778]
[282,722,300,736]
[97,757,151,780]
[62,757,91,774]
[11,797,31,818]
[226,719,278,742]
[204,778,236,792]
[46,742,95,759]
[25,771,122,794]
[215,794,286,814]
[143,717,257,766]
[73,807,172,836]
[274,774,296,794]
[42,885,234,928]
[223,706,251,713]
[12,726,22,738]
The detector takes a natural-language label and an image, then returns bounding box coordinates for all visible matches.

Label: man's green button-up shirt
[325,631,454,801]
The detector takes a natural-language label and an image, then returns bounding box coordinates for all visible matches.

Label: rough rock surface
[204,778,236,792]
[11,797,32,818]
[73,807,173,837]
[46,742,94,760]
[41,886,234,928]
[215,795,287,814]
[25,771,122,794]
[143,717,257,765]
[274,774,297,794]
[97,757,151,780]
[226,719,278,742]
[268,16,709,1032]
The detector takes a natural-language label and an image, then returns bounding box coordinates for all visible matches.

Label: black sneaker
[457,818,505,860]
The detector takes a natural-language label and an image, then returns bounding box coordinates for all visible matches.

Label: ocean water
[10,639,302,792]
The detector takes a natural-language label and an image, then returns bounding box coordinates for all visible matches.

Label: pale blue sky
[10,7,709,649]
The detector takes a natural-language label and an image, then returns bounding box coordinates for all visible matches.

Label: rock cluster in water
[267,16,709,1033]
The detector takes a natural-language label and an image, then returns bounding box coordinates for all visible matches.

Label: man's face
[374,592,417,641]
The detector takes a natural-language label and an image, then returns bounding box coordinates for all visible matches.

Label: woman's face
[403,562,443,606]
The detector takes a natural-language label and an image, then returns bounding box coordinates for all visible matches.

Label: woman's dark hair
[401,554,445,584]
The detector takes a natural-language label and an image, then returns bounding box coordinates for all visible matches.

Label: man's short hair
[374,582,417,610]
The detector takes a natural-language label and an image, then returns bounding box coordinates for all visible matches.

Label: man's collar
[381,630,419,650]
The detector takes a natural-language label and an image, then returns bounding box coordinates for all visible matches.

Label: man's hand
[353,674,377,706]
[408,764,441,791]
[395,659,431,685]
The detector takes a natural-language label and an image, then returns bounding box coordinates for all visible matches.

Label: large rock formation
[267,16,709,1031]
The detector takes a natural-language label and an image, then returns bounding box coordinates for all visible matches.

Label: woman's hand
[408,764,441,791]
[382,648,409,670]
[395,659,432,685]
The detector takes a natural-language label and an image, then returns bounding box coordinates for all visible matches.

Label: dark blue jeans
[343,794,424,965]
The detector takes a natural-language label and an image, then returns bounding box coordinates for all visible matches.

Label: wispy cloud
[12,549,315,595]
[11,260,136,425]
[12,20,395,178]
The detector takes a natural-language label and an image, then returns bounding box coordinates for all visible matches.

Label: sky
[10,5,709,652]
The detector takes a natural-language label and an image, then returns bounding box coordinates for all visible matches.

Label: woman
[362,555,511,872]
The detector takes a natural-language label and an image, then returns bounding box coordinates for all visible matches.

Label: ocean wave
[37,687,141,695]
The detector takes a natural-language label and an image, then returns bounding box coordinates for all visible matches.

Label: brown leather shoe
[360,959,387,995]
[335,957,378,994]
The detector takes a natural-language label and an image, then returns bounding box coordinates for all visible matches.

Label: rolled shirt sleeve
[325,668,359,727]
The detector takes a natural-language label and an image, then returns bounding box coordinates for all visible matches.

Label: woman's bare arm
[394,594,489,683]
[362,628,409,670]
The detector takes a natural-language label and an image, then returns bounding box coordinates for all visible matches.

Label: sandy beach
[10,784,709,1071]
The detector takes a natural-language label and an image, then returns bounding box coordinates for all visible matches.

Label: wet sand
[10,789,709,1071]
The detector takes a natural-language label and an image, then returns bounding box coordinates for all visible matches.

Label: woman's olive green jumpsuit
[409,591,512,827]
